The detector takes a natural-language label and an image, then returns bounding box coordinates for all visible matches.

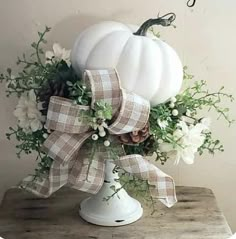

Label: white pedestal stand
[79,160,143,226]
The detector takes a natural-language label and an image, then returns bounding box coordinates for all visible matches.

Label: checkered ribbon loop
[20,69,177,207]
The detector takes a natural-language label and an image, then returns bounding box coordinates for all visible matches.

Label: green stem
[105,182,128,201]
[133,13,176,36]
[196,92,228,101]
[17,59,35,66]
[36,42,44,68]
[35,27,50,68]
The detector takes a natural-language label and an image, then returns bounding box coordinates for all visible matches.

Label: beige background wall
[0,0,235,232]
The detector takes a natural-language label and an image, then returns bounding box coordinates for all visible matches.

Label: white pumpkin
[71,16,183,106]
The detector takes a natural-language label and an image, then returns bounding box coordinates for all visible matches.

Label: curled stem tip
[133,13,176,36]
[187,0,196,7]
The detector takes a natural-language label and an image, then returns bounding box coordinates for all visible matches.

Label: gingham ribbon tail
[21,69,177,208]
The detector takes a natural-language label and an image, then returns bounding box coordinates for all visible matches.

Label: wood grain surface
[0,186,232,239]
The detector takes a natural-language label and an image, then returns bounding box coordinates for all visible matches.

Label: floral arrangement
[0,27,234,205]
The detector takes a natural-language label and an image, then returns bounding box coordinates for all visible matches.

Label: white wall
[0,0,236,231]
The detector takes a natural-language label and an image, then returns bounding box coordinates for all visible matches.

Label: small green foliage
[6,126,45,157]
[179,80,234,125]
[67,80,92,106]
[149,27,161,38]
[80,100,113,130]
[183,65,194,80]
[1,26,56,98]
[6,126,53,177]
[198,132,224,155]
[94,101,113,120]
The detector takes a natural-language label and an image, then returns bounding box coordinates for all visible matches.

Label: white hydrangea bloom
[14,90,43,133]
[159,121,209,164]
[45,43,71,66]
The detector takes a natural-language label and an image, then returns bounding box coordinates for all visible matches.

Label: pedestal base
[79,160,143,226]
[79,193,143,226]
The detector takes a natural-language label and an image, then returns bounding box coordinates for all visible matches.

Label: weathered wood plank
[0,186,232,239]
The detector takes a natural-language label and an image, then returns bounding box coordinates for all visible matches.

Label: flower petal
[28,89,36,102]
[53,43,63,58]
[18,119,30,130]
[62,49,71,60]
[30,119,42,132]
[181,147,195,164]
[45,50,54,60]
[159,142,174,152]
[14,108,26,118]
[178,121,189,134]
[201,117,211,128]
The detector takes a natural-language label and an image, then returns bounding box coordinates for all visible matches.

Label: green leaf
[45,26,51,32]
[31,42,37,49]
[38,48,44,54]
[66,81,73,86]
[110,185,116,192]
[37,31,43,37]
[7,68,12,75]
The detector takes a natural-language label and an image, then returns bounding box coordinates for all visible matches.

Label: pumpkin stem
[133,13,176,36]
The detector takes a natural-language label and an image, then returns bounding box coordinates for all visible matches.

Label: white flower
[201,117,211,128]
[45,43,71,66]
[186,109,192,117]
[92,121,108,131]
[180,115,188,122]
[157,119,168,129]
[14,90,43,133]
[159,121,207,164]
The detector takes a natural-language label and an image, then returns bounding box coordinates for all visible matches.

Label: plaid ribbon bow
[21,69,177,208]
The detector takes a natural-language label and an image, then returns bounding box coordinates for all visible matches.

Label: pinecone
[39,65,75,115]
[142,135,156,155]
[119,123,150,145]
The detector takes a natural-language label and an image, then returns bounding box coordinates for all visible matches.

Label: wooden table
[0,186,232,239]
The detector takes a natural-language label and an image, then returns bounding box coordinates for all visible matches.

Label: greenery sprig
[0,27,57,98]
